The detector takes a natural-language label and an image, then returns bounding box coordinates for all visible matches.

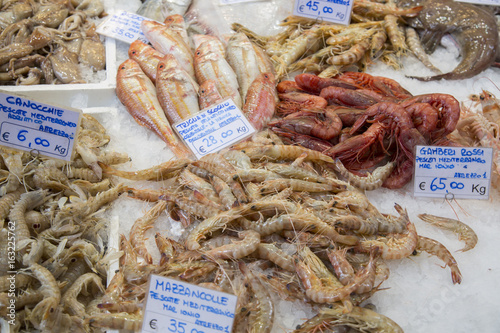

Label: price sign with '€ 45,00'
[293,0,353,25]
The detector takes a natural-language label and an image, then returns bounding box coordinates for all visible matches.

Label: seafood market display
[0,0,499,332]
[451,90,500,187]
[117,13,278,158]
[399,0,499,81]
[234,0,500,81]
[0,114,129,331]
[0,0,107,86]
[269,72,460,189]
[89,135,473,331]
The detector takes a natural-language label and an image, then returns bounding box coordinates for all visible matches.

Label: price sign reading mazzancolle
[142,274,237,333]
[414,145,493,200]
[0,91,81,161]
[293,0,353,25]
[96,10,149,44]
[174,99,256,159]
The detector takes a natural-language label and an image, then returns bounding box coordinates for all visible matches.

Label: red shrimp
[400,93,460,137]
[275,101,305,116]
[337,72,413,99]
[269,108,343,140]
[319,86,387,109]
[276,80,304,93]
[403,102,439,140]
[278,92,328,109]
[328,106,366,127]
[325,122,388,165]
[382,155,414,189]
[294,73,361,94]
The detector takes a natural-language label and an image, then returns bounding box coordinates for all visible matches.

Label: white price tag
[413,145,493,200]
[293,0,353,25]
[142,274,237,333]
[455,0,500,5]
[174,99,255,159]
[96,10,150,44]
[0,91,81,161]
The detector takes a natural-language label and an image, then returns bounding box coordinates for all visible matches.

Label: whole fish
[194,40,242,108]
[192,34,225,56]
[252,42,276,76]
[128,39,165,83]
[163,14,192,50]
[226,32,261,103]
[156,54,200,124]
[116,59,192,159]
[242,72,278,131]
[198,79,223,109]
[141,20,195,79]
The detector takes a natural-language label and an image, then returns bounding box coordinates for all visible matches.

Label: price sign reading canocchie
[0,91,81,161]
[293,0,353,25]
[174,99,255,159]
[96,10,149,44]
[414,145,493,200]
[142,274,237,333]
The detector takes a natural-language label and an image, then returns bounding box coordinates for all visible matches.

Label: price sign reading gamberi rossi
[414,145,493,200]
[142,274,237,333]
[96,10,149,44]
[0,91,81,161]
[174,99,255,159]
[293,0,353,25]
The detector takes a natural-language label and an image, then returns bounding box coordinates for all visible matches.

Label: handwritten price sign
[174,99,255,159]
[96,10,149,44]
[293,0,353,25]
[0,91,80,161]
[142,275,237,333]
[413,145,493,200]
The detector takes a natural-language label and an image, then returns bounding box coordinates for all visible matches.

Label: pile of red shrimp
[269,72,461,189]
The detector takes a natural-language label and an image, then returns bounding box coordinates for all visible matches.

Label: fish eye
[131,50,136,55]
[121,66,125,70]
[159,65,164,69]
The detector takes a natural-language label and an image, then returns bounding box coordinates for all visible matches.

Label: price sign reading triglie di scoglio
[0,91,81,161]
[414,146,493,200]
[174,99,256,159]
[293,0,353,25]
[142,274,237,333]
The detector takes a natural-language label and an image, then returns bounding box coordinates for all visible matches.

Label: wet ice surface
[97,1,500,332]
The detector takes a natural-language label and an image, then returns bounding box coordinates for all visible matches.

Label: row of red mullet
[269,72,461,189]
